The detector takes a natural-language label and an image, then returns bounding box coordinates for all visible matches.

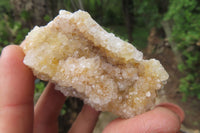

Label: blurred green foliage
[44,15,51,22]
[35,79,46,94]
[134,0,162,28]
[0,0,29,52]
[165,0,200,101]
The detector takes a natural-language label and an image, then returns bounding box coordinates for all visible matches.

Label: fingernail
[156,103,185,122]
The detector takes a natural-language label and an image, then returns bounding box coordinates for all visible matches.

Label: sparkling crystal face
[21,10,169,118]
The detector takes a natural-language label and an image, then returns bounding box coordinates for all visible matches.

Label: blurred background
[0,0,200,132]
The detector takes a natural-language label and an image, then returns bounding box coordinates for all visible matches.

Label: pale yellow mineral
[21,10,169,118]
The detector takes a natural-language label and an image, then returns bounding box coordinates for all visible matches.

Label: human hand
[0,45,184,133]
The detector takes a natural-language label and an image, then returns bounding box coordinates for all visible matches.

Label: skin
[0,45,184,133]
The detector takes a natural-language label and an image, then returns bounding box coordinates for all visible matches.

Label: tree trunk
[71,0,84,11]
[32,0,47,26]
[161,20,182,63]
[99,0,104,24]
[122,0,134,43]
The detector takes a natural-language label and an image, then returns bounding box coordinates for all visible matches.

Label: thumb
[103,103,184,133]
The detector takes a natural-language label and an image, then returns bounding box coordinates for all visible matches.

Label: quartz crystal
[21,10,169,118]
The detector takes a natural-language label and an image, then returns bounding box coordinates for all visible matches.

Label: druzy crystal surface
[21,10,169,118]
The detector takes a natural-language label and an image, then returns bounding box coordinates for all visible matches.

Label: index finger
[0,45,35,133]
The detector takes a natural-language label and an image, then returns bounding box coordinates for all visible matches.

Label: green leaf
[44,15,51,22]
[20,10,31,21]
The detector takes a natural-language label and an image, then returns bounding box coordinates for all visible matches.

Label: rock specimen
[21,10,169,118]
